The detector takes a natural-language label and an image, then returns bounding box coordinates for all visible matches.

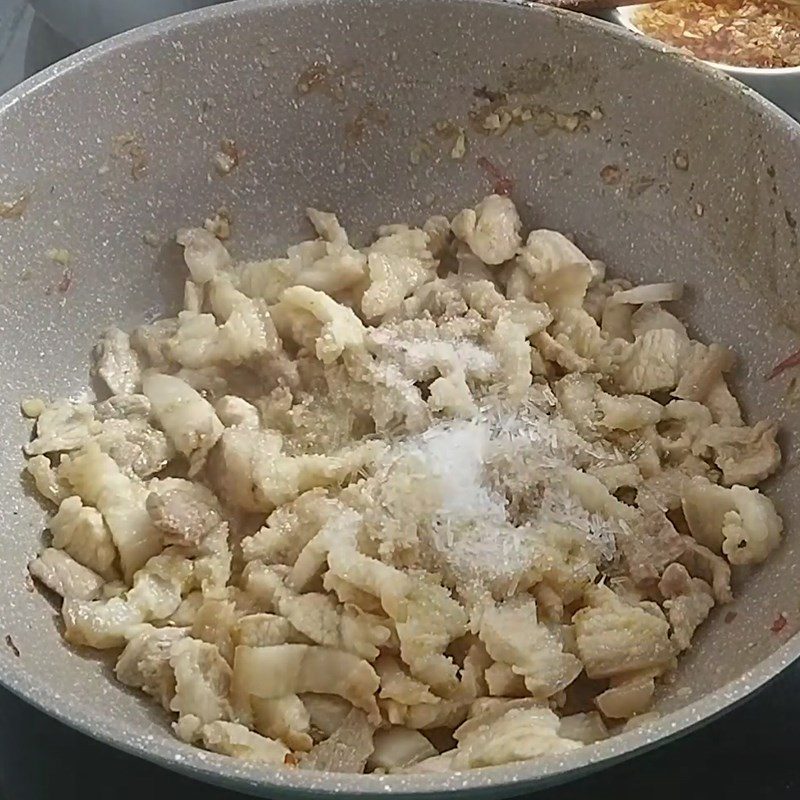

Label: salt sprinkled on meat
[368,327,498,379]
[415,421,505,524]
[376,396,620,596]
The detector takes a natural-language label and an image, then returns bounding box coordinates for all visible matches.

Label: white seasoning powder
[415,421,503,522]
[368,328,498,379]
[378,399,620,594]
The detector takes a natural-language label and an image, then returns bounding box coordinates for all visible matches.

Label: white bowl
[613,4,800,119]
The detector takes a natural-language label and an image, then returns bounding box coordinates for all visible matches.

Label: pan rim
[1,0,799,795]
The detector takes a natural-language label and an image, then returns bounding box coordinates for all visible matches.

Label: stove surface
[1,3,78,96]
[1,4,799,799]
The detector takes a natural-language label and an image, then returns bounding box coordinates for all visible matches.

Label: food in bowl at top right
[630,0,800,69]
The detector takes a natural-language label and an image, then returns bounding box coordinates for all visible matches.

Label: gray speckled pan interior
[1,0,800,796]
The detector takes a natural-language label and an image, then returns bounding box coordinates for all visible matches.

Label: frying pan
[1,0,800,796]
